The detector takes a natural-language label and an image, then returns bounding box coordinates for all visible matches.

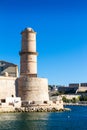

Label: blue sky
[0,0,87,85]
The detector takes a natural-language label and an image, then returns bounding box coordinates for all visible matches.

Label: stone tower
[19,28,37,77]
[18,27,49,103]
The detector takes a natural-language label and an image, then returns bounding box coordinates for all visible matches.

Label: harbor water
[0,106,87,130]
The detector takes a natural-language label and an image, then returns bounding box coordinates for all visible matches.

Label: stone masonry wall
[18,77,49,102]
[0,76,17,99]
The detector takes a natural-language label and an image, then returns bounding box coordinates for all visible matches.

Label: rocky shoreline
[0,106,71,113]
[15,107,69,113]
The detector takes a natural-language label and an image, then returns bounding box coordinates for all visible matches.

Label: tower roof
[21,27,36,34]
[26,27,34,32]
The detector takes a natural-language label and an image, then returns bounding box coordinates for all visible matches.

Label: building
[0,61,19,107]
[0,60,18,77]
[18,28,49,103]
[58,86,78,94]
[0,27,64,111]
[80,83,87,87]
[0,60,18,102]
[69,83,79,88]
[69,83,87,93]
[0,61,18,104]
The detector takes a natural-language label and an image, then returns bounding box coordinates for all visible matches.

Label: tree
[72,97,76,103]
[62,96,68,102]
[79,94,87,101]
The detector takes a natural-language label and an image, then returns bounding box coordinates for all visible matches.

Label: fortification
[18,28,49,102]
[19,28,37,77]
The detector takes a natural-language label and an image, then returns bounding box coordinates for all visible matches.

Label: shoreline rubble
[0,103,71,113]
[0,106,71,113]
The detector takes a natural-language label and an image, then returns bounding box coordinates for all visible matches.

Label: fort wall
[0,76,17,99]
[18,77,49,102]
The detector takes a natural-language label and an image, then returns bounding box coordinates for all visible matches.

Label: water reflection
[16,113,50,130]
[0,112,50,130]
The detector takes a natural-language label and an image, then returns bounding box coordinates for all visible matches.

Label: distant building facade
[0,60,18,77]
[80,83,87,87]
[69,83,79,88]
[57,83,87,94]
[58,86,78,94]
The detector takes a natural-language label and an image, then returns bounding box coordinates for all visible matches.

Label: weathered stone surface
[20,28,37,76]
[18,77,49,102]
[0,76,17,99]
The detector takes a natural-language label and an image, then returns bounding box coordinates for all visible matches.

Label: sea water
[0,106,87,130]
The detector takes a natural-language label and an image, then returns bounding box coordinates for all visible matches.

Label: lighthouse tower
[19,28,37,77]
[18,27,49,103]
